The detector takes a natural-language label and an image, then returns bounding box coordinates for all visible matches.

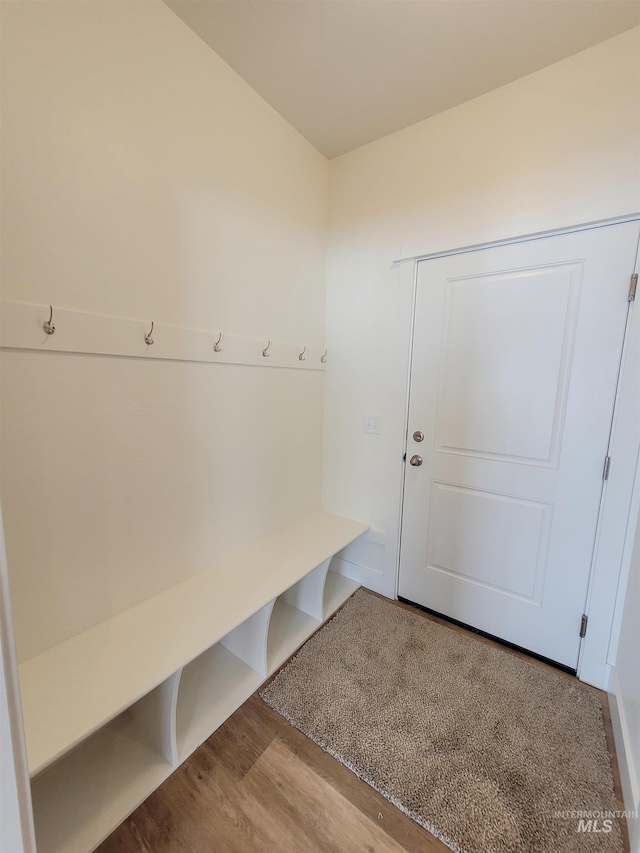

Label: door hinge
[580,614,588,638]
[602,455,611,481]
[630,273,638,302]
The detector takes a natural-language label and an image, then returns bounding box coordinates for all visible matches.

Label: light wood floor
[98,595,628,853]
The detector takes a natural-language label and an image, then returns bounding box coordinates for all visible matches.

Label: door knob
[409,455,423,466]
[413,431,424,442]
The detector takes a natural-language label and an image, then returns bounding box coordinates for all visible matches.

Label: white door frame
[0,499,35,853]
[384,214,640,690]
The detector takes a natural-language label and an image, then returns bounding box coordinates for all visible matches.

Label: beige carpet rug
[260,590,624,853]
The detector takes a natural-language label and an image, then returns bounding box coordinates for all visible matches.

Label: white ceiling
[164,1,640,159]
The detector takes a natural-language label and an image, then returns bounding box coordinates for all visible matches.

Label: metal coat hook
[262,340,271,358]
[43,305,55,336]
[144,321,154,346]
[321,349,328,363]
[213,332,223,353]
[298,346,306,362]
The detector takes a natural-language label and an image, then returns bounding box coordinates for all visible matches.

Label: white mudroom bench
[18,511,369,853]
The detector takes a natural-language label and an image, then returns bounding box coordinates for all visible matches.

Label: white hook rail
[0,301,326,372]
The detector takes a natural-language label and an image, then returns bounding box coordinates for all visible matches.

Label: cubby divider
[128,671,181,766]
[282,557,331,620]
[267,596,322,674]
[323,568,361,621]
[176,642,263,761]
[219,599,274,676]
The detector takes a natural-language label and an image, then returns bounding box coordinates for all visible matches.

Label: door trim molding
[385,260,418,600]
[0,502,36,850]
[388,215,640,689]
[578,235,640,687]
[394,212,640,264]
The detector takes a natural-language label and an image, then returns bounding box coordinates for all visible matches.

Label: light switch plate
[364,415,381,434]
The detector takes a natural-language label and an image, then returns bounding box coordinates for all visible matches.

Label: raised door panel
[435,263,581,466]
[427,482,552,604]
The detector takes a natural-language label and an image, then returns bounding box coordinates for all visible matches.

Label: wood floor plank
[230,695,449,852]
[235,737,410,853]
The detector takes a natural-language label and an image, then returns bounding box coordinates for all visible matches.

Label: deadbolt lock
[409,455,423,467]
[412,431,424,442]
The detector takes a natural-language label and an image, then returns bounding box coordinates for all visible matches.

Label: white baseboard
[329,555,386,594]
[608,665,640,853]
[330,529,385,588]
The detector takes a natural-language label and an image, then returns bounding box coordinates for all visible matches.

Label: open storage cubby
[324,569,361,621]
[267,596,322,674]
[176,642,263,762]
[31,684,177,853]
[18,512,369,852]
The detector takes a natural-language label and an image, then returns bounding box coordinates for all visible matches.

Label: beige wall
[0,0,329,661]
[323,28,640,596]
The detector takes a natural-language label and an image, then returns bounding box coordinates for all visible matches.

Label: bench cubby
[19,512,368,852]
[267,595,322,674]
[324,567,361,621]
[176,642,262,762]
[30,687,175,853]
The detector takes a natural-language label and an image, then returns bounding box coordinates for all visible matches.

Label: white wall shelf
[19,512,368,853]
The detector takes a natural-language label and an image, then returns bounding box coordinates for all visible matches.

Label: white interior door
[398,221,640,668]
